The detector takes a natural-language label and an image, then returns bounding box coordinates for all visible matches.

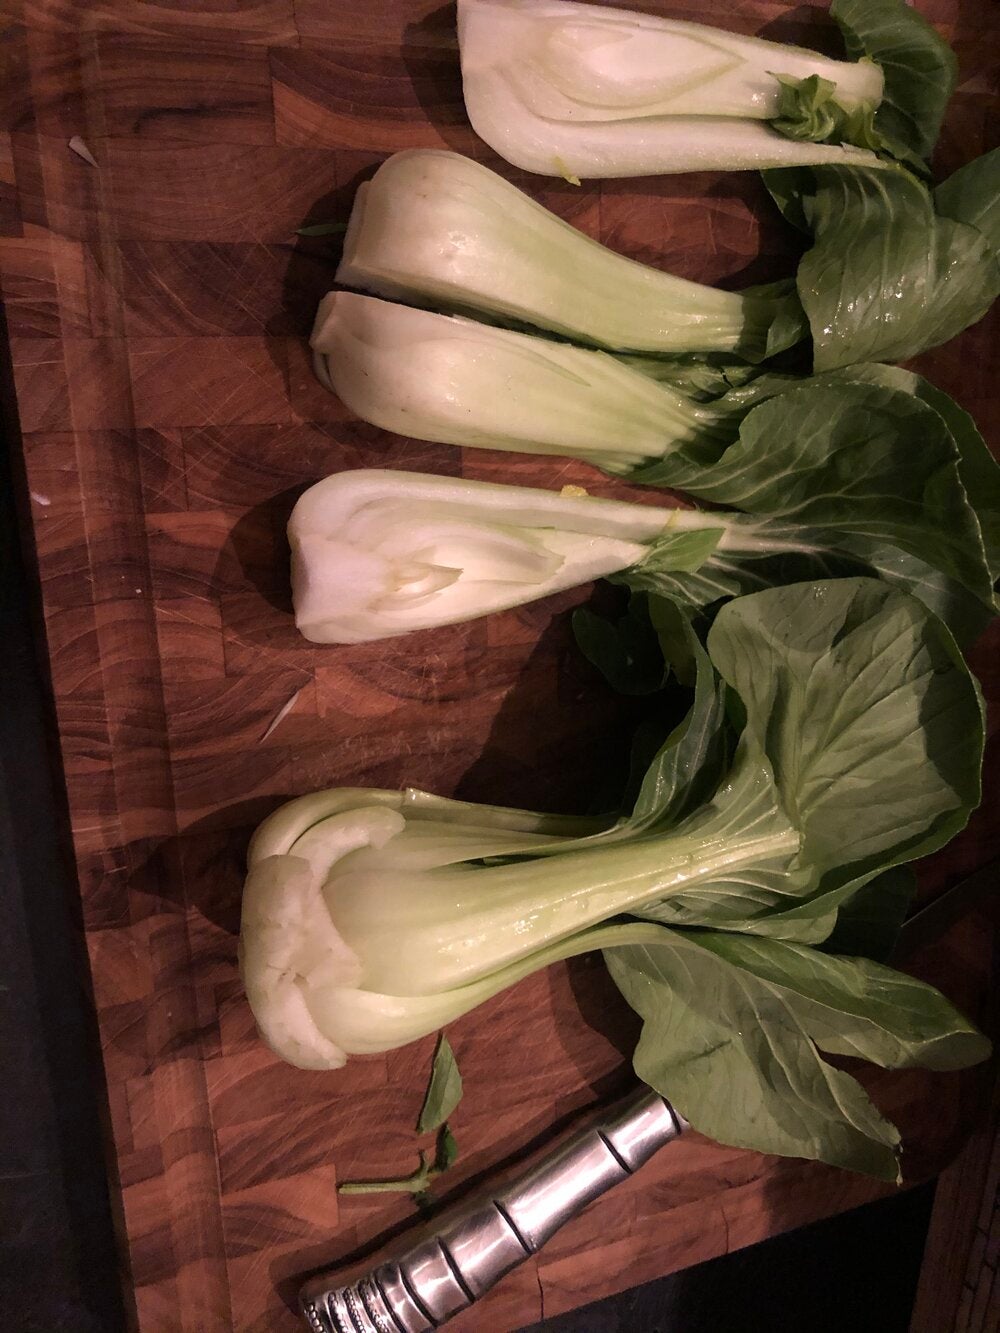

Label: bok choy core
[457,0,888,177]
[336,150,805,359]
[240,580,987,1178]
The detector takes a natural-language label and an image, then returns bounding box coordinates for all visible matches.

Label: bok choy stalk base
[457,0,893,177]
[240,580,987,1179]
[336,150,806,360]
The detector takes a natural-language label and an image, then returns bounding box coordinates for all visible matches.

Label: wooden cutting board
[2,3,998,1329]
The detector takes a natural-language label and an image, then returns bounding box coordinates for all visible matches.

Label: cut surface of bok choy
[336,150,806,359]
[311,292,733,471]
[240,579,987,1179]
[457,0,887,177]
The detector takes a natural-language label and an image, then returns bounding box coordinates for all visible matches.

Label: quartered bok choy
[311,292,737,473]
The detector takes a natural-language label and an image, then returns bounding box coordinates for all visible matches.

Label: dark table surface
[1,381,126,1331]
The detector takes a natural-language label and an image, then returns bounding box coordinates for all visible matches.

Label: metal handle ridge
[299,1090,687,1333]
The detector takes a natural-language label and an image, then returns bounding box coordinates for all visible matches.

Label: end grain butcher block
[1,2,998,1330]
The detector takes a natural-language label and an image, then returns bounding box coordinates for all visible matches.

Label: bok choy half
[329,145,1000,399]
[240,579,988,1179]
[287,380,997,646]
[311,291,741,473]
[336,150,806,360]
[456,0,951,178]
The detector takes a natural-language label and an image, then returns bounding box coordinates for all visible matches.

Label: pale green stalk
[241,753,798,1067]
[337,149,802,357]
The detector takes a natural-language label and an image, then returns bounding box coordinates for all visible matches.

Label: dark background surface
[0,401,934,1333]
[1,379,126,1332]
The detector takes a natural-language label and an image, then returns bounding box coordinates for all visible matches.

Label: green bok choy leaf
[624,380,998,645]
[829,0,957,167]
[580,583,983,945]
[765,149,1000,370]
[607,927,985,1182]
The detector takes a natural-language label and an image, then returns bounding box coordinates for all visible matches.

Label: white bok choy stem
[336,150,803,358]
[311,292,732,472]
[458,0,886,177]
[287,469,728,644]
[240,755,798,1069]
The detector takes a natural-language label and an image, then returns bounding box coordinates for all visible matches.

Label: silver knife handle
[300,1091,687,1333]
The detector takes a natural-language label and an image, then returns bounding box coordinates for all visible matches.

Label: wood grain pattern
[1,3,997,1330]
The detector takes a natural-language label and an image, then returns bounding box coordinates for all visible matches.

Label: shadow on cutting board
[518,1179,935,1333]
